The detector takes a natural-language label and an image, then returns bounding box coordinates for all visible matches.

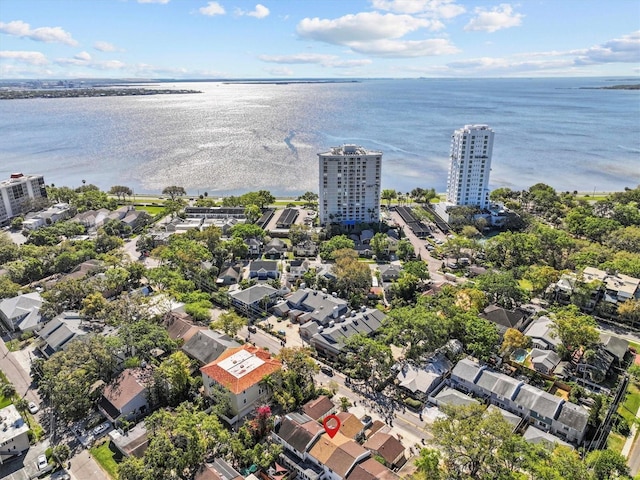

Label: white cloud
[265,66,294,76]
[259,53,373,68]
[138,0,170,3]
[0,20,78,46]
[371,0,465,19]
[464,4,523,33]
[349,38,459,57]
[74,51,92,62]
[199,2,226,16]
[0,50,48,65]
[573,31,640,65]
[246,4,270,19]
[94,41,117,52]
[297,12,440,45]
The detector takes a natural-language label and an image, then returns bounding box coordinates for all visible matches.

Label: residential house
[362,432,406,468]
[486,405,522,432]
[396,353,453,401]
[0,405,30,463]
[599,333,629,364]
[0,292,45,333]
[449,357,589,444]
[431,387,479,408]
[378,264,402,283]
[109,421,149,458]
[293,240,318,257]
[229,284,279,316]
[201,344,282,424]
[22,203,73,230]
[523,425,572,450]
[479,305,527,336]
[73,208,110,229]
[288,259,310,281]
[576,348,615,384]
[249,260,279,281]
[529,349,561,375]
[182,329,240,366]
[302,395,336,421]
[245,238,263,257]
[301,308,386,361]
[194,458,243,480]
[524,316,561,351]
[216,264,243,286]
[336,412,365,440]
[98,367,154,423]
[584,267,640,304]
[36,311,89,358]
[263,238,288,259]
[309,433,370,480]
[285,288,348,325]
[163,311,203,343]
[121,209,151,232]
[272,413,325,480]
[346,458,400,480]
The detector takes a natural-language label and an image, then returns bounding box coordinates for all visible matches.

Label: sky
[0,0,639,79]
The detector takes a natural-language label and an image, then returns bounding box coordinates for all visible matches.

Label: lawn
[608,432,626,453]
[90,440,120,479]
[134,205,165,215]
[0,394,12,408]
[619,382,640,425]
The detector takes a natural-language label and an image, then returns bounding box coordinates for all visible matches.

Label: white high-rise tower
[318,145,382,227]
[446,124,494,209]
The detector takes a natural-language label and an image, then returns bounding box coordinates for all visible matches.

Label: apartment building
[0,173,47,224]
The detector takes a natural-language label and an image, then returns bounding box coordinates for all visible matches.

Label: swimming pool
[512,349,528,362]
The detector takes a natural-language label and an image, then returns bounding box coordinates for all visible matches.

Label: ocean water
[0,77,638,196]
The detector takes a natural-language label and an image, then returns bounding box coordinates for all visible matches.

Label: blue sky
[0,0,638,79]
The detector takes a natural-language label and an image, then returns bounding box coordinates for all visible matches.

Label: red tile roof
[200,344,281,394]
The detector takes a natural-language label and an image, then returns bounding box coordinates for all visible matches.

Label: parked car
[248,325,257,333]
[320,366,334,376]
[37,454,48,470]
[93,422,110,436]
[28,402,39,414]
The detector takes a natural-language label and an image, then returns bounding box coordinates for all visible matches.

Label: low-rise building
[36,311,89,358]
[249,260,279,280]
[0,292,45,333]
[0,405,30,463]
[479,305,527,336]
[449,357,589,444]
[395,353,452,401]
[181,329,240,366]
[98,367,154,423]
[524,316,561,351]
[201,344,281,424]
[302,395,336,422]
[529,348,561,375]
[362,431,406,468]
[229,284,279,316]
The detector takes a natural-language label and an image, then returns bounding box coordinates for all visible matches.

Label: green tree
[550,305,600,352]
[618,299,640,328]
[475,271,527,309]
[500,327,531,355]
[229,223,265,240]
[332,249,371,302]
[288,223,311,246]
[585,449,630,480]
[463,315,499,361]
[396,239,414,261]
[297,191,318,209]
[161,185,186,200]
[52,444,71,466]
[370,232,388,259]
[344,334,393,389]
[0,276,21,299]
[156,351,193,405]
[381,189,397,208]
[414,448,442,480]
[606,225,640,253]
[211,311,246,337]
[244,204,262,224]
[109,185,133,202]
[338,396,352,412]
[319,235,355,260]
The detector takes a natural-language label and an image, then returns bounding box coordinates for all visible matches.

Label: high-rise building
[318,145,382,227]
[446,124,494,209]
[0,173,47,225]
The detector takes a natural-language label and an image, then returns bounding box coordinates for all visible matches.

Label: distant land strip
[582,84,640,90]
[0,88,202,100]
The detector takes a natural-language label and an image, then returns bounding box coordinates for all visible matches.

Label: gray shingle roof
[451,357,483,384]
[182,329,240,365]
[556,402,589,433]
[514,384,563,420]
[524,316,561,349]
[229,284,277,305]
[434,387,479,407]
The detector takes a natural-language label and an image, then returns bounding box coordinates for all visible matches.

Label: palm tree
[339,396,352,412]
[1,383,16,399]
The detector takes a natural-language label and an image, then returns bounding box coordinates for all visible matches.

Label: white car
[93,422,110,436]
[28,402,39,414]
[37,454,48,470]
